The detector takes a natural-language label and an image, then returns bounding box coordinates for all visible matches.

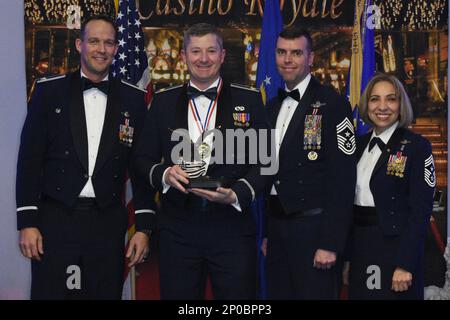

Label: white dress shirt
[271,73,311,195]
[354,121,399,206]
[186,78,220,167]
[78,71,108,198]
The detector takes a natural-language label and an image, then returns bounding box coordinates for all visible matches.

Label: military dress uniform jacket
[355,128,435,272]
[16,71,155,231]
[265,77,357,253]
[134,82,269,213]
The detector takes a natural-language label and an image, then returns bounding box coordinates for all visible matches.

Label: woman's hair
[359,73,414,128]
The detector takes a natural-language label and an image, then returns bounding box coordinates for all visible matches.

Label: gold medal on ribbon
[198,142,211,160]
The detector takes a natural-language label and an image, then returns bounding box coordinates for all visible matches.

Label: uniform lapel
[171,84,192,160]
[356,133,372,161]
[94,78,121,174]
[207,82,232,171]
[214,82,233,130]
[279,77,318,159]
[69,72,88,172]
[268,98,282,128]
[175,84,189,130]
[371,127,406,179]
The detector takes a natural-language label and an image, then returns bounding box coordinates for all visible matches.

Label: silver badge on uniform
[424,154,436,188]
[336,118,356,155]
[311,101,326,108]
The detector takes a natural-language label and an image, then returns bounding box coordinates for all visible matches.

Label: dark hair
[79,15,118,42]
[183,23,223,50]
[278,27,313,52]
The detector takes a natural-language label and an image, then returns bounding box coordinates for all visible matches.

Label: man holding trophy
[135,23,269,299]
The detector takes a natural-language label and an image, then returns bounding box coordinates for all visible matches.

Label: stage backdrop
[0,0,30,299]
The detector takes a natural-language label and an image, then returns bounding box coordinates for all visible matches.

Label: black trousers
[31,197,128,300]
[158,198,257,300]
[266,214,338,300]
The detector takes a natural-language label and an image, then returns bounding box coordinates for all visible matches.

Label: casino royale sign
[137,0,354,27]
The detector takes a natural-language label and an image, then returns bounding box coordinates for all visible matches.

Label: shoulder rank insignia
[424,154,436,188]
[36,74,66,84]
[336,118,356,155]
[121,79,147,93]
[230,83,259,92]
[155,84,183,94]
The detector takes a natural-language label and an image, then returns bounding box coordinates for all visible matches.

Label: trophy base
[186,176,233,189]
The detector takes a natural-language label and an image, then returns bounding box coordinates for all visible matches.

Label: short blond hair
[359,73,414,128]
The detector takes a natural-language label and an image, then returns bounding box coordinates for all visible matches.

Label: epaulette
[121,79,147,93]
[230,83,259,93]
[36,74,66,84]
[155,84,183,94]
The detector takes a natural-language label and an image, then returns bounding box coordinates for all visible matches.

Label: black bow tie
[82,77,109,95]
[368,137,386,152]
[187,86,218,100]
[278,88,300,102]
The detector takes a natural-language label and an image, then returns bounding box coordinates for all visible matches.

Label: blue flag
[347,0,375,136]
[361,0,375,92]
[253,0,284,300]
[358,0,376,135]
[256,0,284,105]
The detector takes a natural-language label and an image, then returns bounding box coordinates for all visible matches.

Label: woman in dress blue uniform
[345,73,435,299]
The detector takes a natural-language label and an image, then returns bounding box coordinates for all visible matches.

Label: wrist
[138,229,152,238]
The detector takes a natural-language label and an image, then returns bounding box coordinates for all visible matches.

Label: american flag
[112,0,152,300]
[112,0,152,104]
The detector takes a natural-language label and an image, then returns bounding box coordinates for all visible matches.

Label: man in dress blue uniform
[263,28,357,299]
[135,23,269,299]
[16,15,155,299]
